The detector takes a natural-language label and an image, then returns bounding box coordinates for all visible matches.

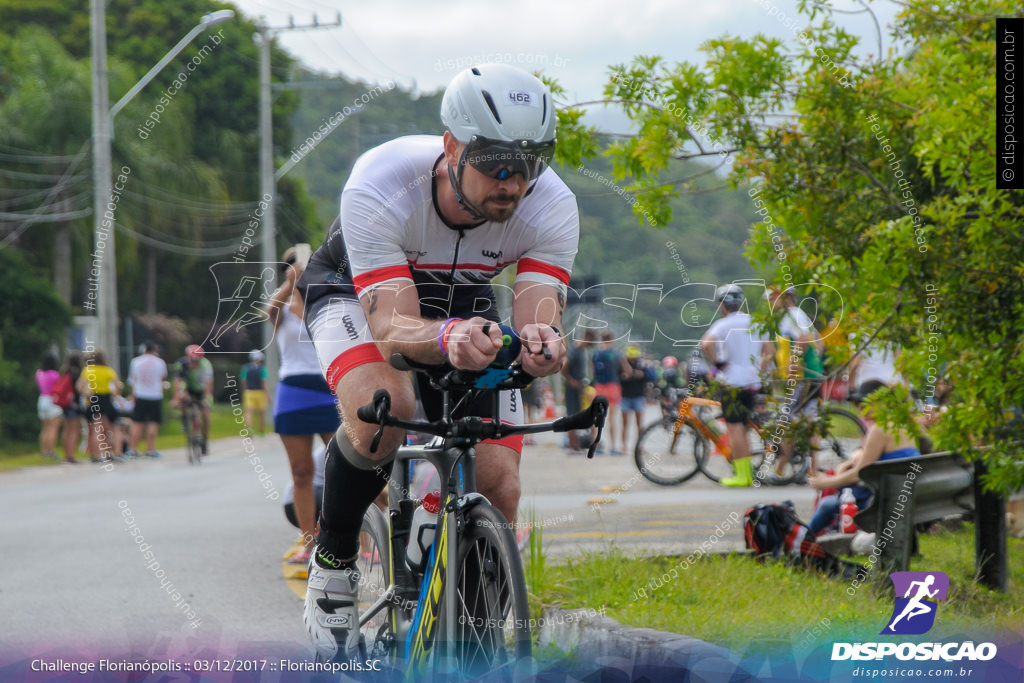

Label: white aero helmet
[441,64,556,219]
[442,63,556,147]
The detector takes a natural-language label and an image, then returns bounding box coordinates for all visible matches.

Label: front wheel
[634,419,706,486]
[443,503,531,680]
[699,427,769,483]
[358,504,396,663]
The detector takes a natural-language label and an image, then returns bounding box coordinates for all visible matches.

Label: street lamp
[91,6,234,372]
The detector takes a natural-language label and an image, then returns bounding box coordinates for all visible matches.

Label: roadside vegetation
[525,525,1024,652]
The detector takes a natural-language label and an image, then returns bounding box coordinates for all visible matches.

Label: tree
[0,249,71,441]
[557,0,1024,493]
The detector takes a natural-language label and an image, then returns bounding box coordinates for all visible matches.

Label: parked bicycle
[635,380,864,486]
[353,328,608,679]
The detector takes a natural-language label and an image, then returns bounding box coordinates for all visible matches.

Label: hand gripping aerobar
[356,325,609,457]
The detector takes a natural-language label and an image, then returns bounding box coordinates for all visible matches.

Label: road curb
[537,606,757,680]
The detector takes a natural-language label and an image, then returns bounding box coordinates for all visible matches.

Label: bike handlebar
[357,388,609,458]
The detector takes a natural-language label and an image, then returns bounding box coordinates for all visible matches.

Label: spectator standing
[36,352,62,460]
[127,342,167,458]
[78,350,125,463]
[266,247,341,564]
[240,349,270,435]
[562,330,595,452]
[772,287,826,475]
[701,285,768,487]
[59,352,85,464]
[592,330,623,454]
[619,346,647,453]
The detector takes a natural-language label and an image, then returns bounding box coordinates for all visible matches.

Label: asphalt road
[0,409,816,662]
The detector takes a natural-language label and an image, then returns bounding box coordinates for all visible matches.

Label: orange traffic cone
[544,385,557,419]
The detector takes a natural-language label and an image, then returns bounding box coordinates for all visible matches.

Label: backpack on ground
[743,502,803,560]
[743,502,866,580]
[50,372,75,410]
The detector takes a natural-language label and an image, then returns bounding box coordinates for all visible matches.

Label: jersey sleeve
[340,185,414,296]
[514,193,578,294]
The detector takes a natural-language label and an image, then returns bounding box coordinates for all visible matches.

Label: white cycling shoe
[303,554,362,661]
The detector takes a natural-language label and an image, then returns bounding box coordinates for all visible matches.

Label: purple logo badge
[881,571,949,635]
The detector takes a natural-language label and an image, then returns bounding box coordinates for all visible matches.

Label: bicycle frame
[355,359,609,678]
[671,396,734,456]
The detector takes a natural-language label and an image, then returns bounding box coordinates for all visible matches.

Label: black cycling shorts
[718,386,760,424]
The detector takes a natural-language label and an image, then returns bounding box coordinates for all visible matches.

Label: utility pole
[255,14,341,382]
[92,7,233,372]
[90,0,116,368]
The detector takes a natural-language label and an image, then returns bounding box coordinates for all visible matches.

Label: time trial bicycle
[352,328,608,680]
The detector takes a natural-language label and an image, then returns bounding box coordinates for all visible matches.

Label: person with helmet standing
[296,63,576,661]
[172,344,213,455]
[701,285,770,487]
[239,349,269,436]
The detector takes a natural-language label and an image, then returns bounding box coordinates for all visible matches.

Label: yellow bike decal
[406,497,451,679]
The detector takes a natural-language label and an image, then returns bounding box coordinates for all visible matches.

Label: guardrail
[855,451,1008,590]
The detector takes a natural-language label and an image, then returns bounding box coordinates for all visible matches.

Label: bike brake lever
[586,397,608,459]
[369,389,391,454]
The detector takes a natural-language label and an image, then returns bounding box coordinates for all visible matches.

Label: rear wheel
[634,419,706,485]
[443,503,531,680]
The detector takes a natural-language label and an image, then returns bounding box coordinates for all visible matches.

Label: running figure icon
[888,574,938,630]
[882,571,949,635]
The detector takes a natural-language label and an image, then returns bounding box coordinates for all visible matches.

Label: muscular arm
[512,281,566,377]
[360,281,502,371]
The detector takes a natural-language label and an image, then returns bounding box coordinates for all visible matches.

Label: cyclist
[701,285,770,487]
[296,63,575,661]
[172,344,213,454]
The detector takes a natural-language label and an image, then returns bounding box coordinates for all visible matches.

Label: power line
[0,139,93,249]
[114,221,244,256]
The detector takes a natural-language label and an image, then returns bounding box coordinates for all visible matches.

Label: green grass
[0,402,262,472]
[525,525,1024,652]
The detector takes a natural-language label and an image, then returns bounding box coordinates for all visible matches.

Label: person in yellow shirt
[77,350,125,463]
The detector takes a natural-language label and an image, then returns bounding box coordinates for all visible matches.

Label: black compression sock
[316,434,393,565]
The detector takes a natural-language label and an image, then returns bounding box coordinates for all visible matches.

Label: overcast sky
[230,0,902,130]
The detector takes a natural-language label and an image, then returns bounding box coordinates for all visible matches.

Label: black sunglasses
[461,136,555,182]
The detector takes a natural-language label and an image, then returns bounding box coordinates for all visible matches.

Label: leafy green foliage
[556,0,1024,493]
[0,250,70,441]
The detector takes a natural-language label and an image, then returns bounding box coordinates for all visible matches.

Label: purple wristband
[437,317,460,357]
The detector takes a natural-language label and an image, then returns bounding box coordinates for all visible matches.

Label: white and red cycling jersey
[299,135,580,395]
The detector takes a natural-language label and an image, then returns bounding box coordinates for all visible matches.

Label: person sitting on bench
[806,380,920,537]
